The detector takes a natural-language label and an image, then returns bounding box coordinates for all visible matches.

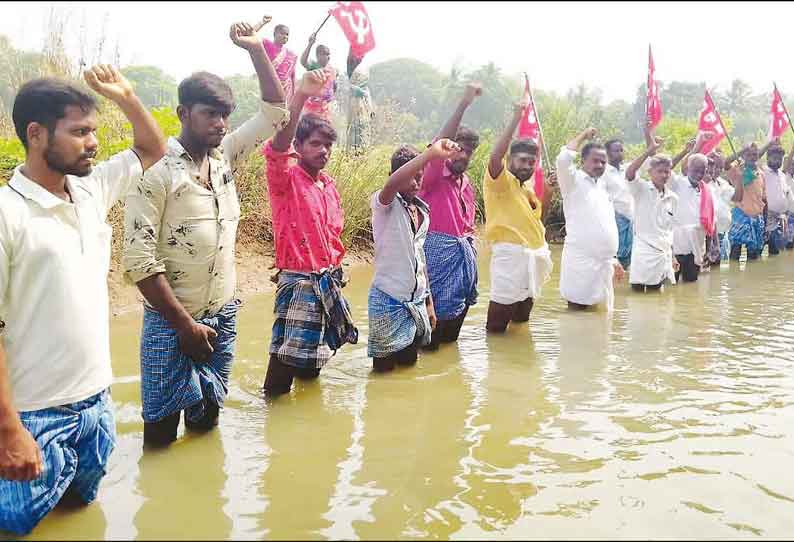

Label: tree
[121,65,177,109]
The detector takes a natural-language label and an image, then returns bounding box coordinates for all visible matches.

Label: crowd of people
[0,16,792,536]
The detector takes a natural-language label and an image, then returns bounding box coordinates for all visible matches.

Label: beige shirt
[0,151,143,411]
[123,102,289,318]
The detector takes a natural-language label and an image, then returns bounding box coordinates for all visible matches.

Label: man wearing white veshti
[624,136,680,291]
[556,128,624,311]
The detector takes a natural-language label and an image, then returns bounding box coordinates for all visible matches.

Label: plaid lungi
[728,207,764,253]
[424,231,478,321]
[269,267,358,369]
[140,299,240,424]
[0,391,115,535]
[367,286,431,358]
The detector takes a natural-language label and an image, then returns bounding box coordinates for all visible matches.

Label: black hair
[454,125,479,149]
[316,44,330,56]
[768,144,785,156]
[390,145,420,174]
[12,77,97,149]
[604,138,623,152]
[509,138,538,156]
[581,141,606,160]
[295,113,337,144]
[178,72,235,115]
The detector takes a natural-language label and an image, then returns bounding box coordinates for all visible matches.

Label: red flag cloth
[330,2,375,59]
[769,87,790,140]
[699,180,715,236]
[517,75,545,198]
[697,90,725,156]
[646,46,662,130]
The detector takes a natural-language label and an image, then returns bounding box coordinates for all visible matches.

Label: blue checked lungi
[367,286,431,358]
[140,299,240,424]
[615,212,633,269]
[765,209,786,251]
[0,390,115,535]
[424,231,478,321]
[270,267,358,370]
[728,207,764,254]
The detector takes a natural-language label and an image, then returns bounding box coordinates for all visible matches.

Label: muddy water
[25,246,794,540]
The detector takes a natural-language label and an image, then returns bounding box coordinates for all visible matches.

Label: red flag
[330,2,375,59]
[697,90,725,156]
[517,74,545,198]
[769,87,790,140]
[646,45,662,130]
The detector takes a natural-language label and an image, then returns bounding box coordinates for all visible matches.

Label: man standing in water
[300,33,337,120]
[483,96,555,332]
[760,142,789,257]
[726,144,766,261]
[367,141,459,371]
[262,70,358,397]
[624,136,679,291]
[667,133,715,283]
[556,128,624,311]
[0,67,165,534]
[123,22,289,446]
[420,83,482,348]
[602,139,634,270]
[262,20,298,103]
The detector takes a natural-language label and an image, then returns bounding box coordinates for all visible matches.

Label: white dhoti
[489,242,553,305]
[629,235,676,287]
[672,224,706,266]
[559,243,616,312]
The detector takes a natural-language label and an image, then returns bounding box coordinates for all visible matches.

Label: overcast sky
[3,1,793,103]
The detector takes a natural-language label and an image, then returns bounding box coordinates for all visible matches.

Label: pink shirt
[419,157,476,237]
[264,140,346,272]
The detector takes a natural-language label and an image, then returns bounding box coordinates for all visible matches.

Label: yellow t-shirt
[483,161,546,249]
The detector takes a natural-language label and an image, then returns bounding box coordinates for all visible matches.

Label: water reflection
[25,248,794,539]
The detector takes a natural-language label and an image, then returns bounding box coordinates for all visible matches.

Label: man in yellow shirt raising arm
[483,96,556,333]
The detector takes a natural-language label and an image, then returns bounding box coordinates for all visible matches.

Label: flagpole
[525,73,551,172]
[312,12,333,37]
[709,88,738,158]
[773,82,794,139]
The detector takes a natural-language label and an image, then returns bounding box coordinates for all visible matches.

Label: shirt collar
[8,166,84,209]
[167,136,223,162]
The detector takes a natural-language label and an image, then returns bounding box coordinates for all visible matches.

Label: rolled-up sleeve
[123,164,168,284]
[223,102,290,167]
[555,146,578,198]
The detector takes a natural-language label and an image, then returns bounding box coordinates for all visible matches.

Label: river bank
[107,242,375,317]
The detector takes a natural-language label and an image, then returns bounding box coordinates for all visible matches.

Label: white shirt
[124,103,289,318]
[602,163,634,220]
[556,147,619,309]
[762,166,789,215]
[785,173,794,213]
[371,191,429,303]
[628,178,679,286]
[709,177,734,234]
[0,151,143,411]
[629,179,678,249]
[556,147,619,260]
[670,174,708,259]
